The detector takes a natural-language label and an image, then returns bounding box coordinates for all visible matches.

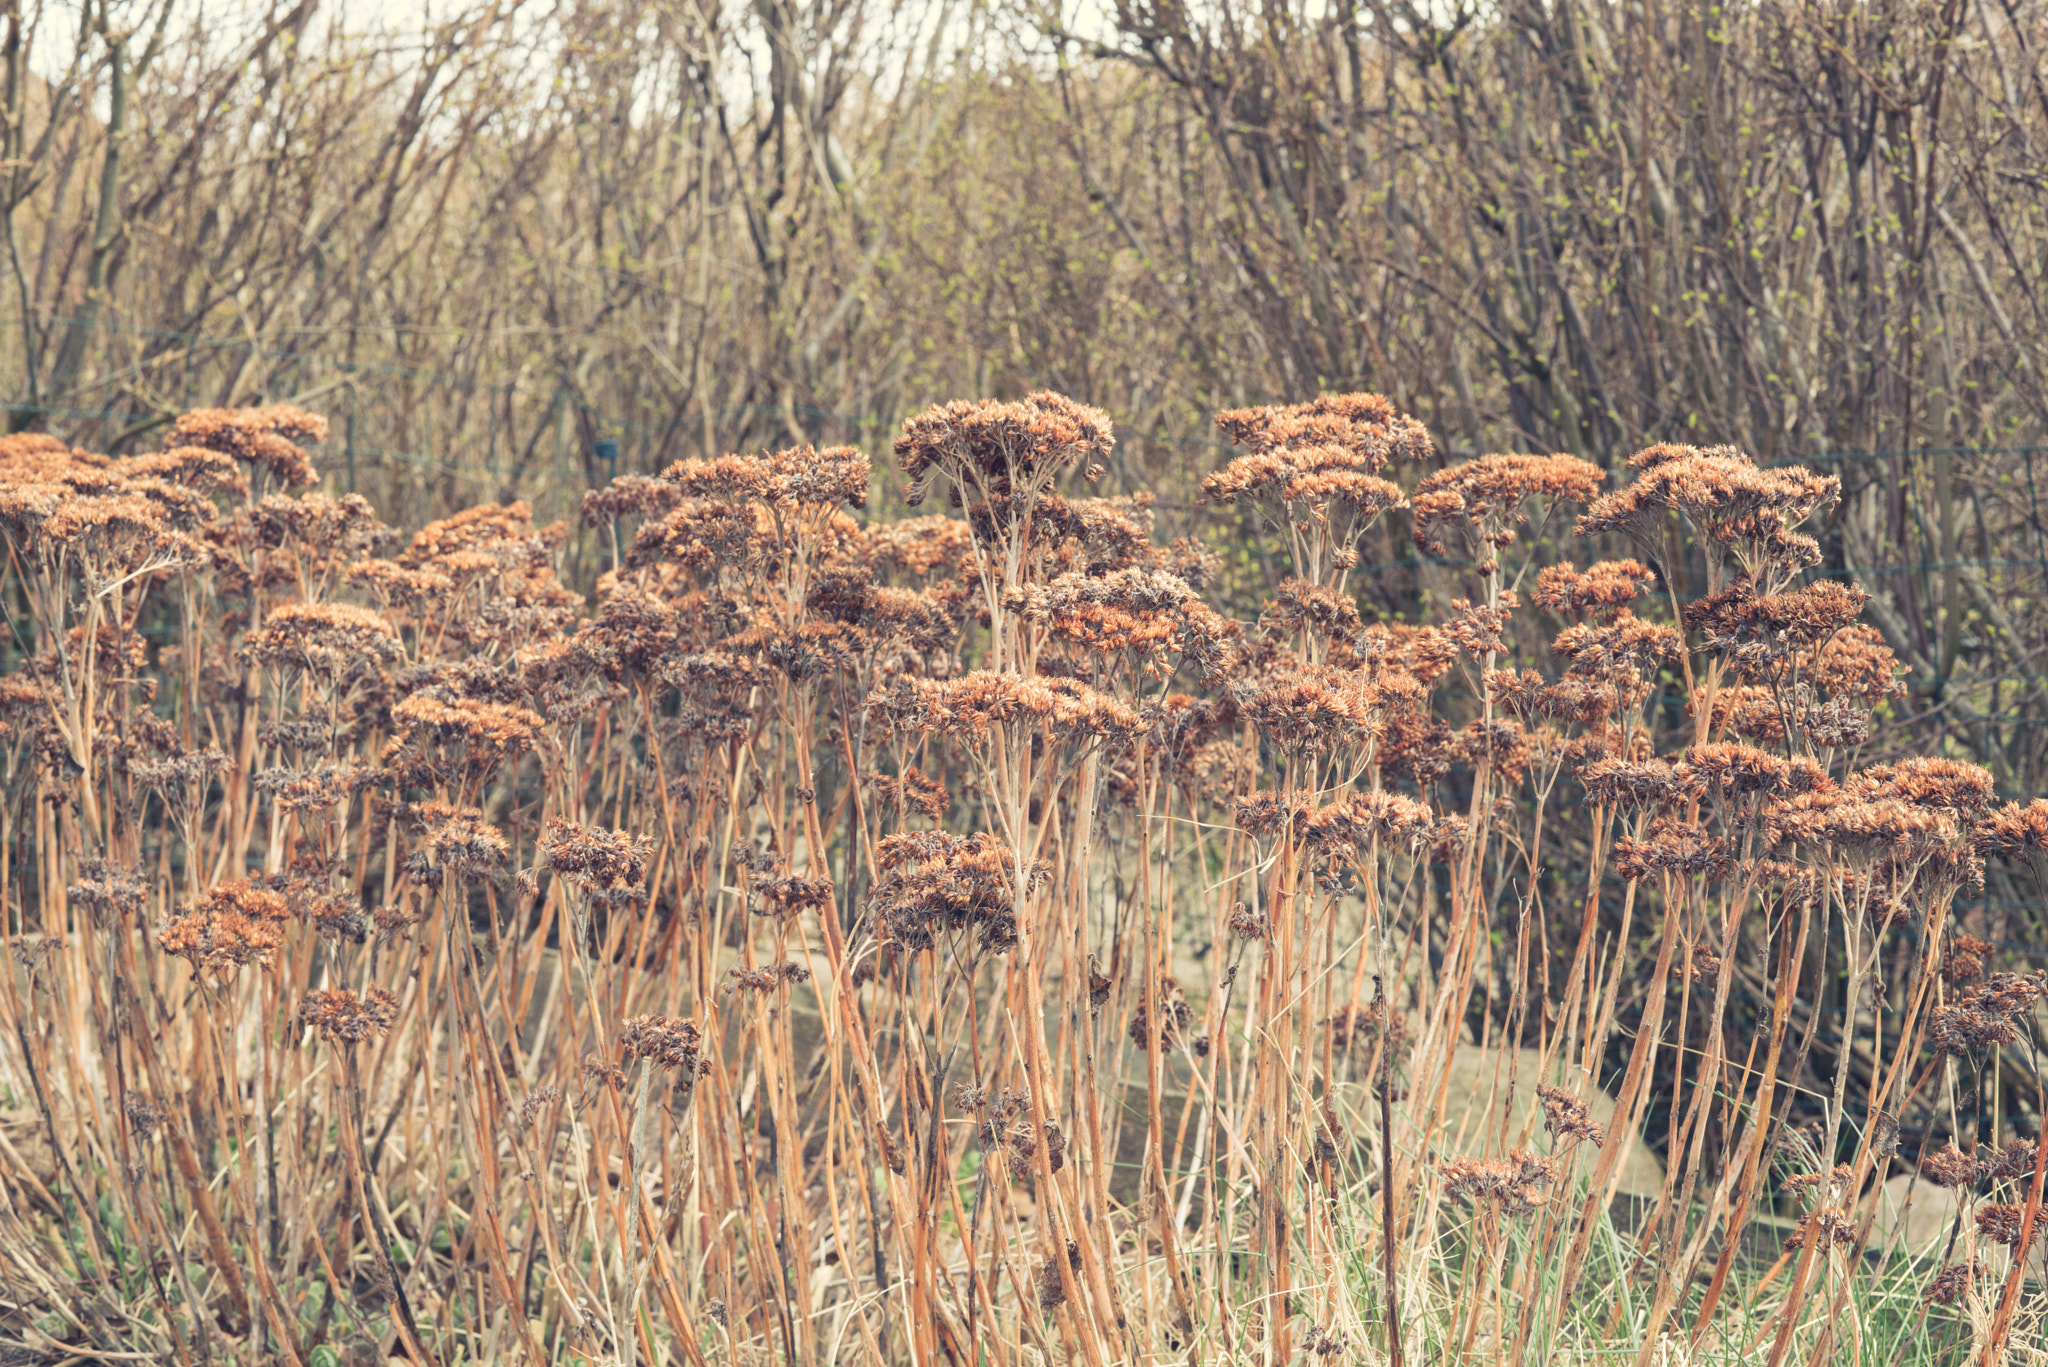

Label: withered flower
[1781,1209,1858,1254]
[1536,1085,1604,1146]
[1329,999,1405,1052]
[165,405,327,488]
[1127,975,1194,1049]
[619,1016,708,1075]
[1553,611,1680,684]
[1980,1138,2043,1182]
[1237,671,1369,757]
[651,444,871,509]
[1924,1259,1984,1306]
[1035,1239,1083,1311]
[868,830,1041,955]
[1686,742,1792,798]
[1862,758,1996,819]
[1975,798,2048,858]
[729,961,813,992]
[1302,1324,1348,1359]
[1920,1143,1979,1189]
[255,762,375,816]
[1812,625,1906,705]
[300,986,400,1046]
[1440,1150,1562,1217]
[1944,934,1994,985]
[1214,392,1431,472]
[1929,974,2046,1056]
[538,821,653,906]
[1410,453,1604,559]
[897,391,1113,503]
[158,881,291,977]
[757,876,834,918]
[1613,819,1730,882]
[1579,445,1838,571]
[865,768,949,822]
[386,694,544,772]
[69,859,146,921]
[1975,1202,2029,1247]
[1228,902,1271,940]
[1577,757,1698,810]
[406,802,509,878]
[1533,560,1657,620]
[1234,792,1293,839]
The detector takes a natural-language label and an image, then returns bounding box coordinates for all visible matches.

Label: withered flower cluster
[1536,1085,1604,1146]
[1930,973,2047,1056]
[1127,975,1197,1051]
[1410,453,1604,570]
[1579,443,1838,576]
[868,831,1046,955]
[1202,393,1418,523]
[539,821,654,909]
[300,986,400,1046]
[1924,1258,1985,1306]
[168,406,327,489]
[1439,1150,1562,1218]
[406,802,510,878]
[897,391,1113,505]
[158,882,292,977]
[13,390,2045,1367]
[619,1016,708,1075]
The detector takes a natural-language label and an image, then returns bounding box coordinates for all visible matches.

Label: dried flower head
[1614,819,1731,882]
[1579,445,1838,573]
[1975,798,2048,858]
[729,960,813,992]
[618,1016,707,1073]
[897,391,1113,504]
[1537,1085,1605,1146]
[1329,999,1405,1052]
[1410,453,1604,557]
[299,986,400,1046]
[158,882,291,977]
[1301,1323,1349,1359]
[1439,1150,1561,1217]
[1944,934,1994,985]
[1975,1202,2029,1247]
[1920,1143,1979,1189]
[406,802,509,878]
[1035,1239,1083,1311]
[868,830,1044,955]
[1981,1138,2043,1182]
[1924,1258,1985,1307]
[538,821,653,906]
[166,405,326,487]
[1128,975,1195,1050]
[1929,974,2047,1056]
[864,768,949,822]
[68,859,146,921]
[1781,1208,1859,1254]
[1534,560,1657,620]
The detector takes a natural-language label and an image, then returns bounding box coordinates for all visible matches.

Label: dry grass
[0,398,2041,1366]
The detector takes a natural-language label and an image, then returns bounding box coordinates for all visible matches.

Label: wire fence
[13,312,2048,688]
[15,310,2048,493]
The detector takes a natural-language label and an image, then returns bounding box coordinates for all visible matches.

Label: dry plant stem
[1979,1063,2048,1364]
[1559,872,1669,1302]
[1689,895,1815,1340]
[1377,970,1405,1367]
[334,1047,439,1367]
[110,933,254,1336]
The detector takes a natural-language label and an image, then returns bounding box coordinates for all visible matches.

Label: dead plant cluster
[0,396,2041,1366]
